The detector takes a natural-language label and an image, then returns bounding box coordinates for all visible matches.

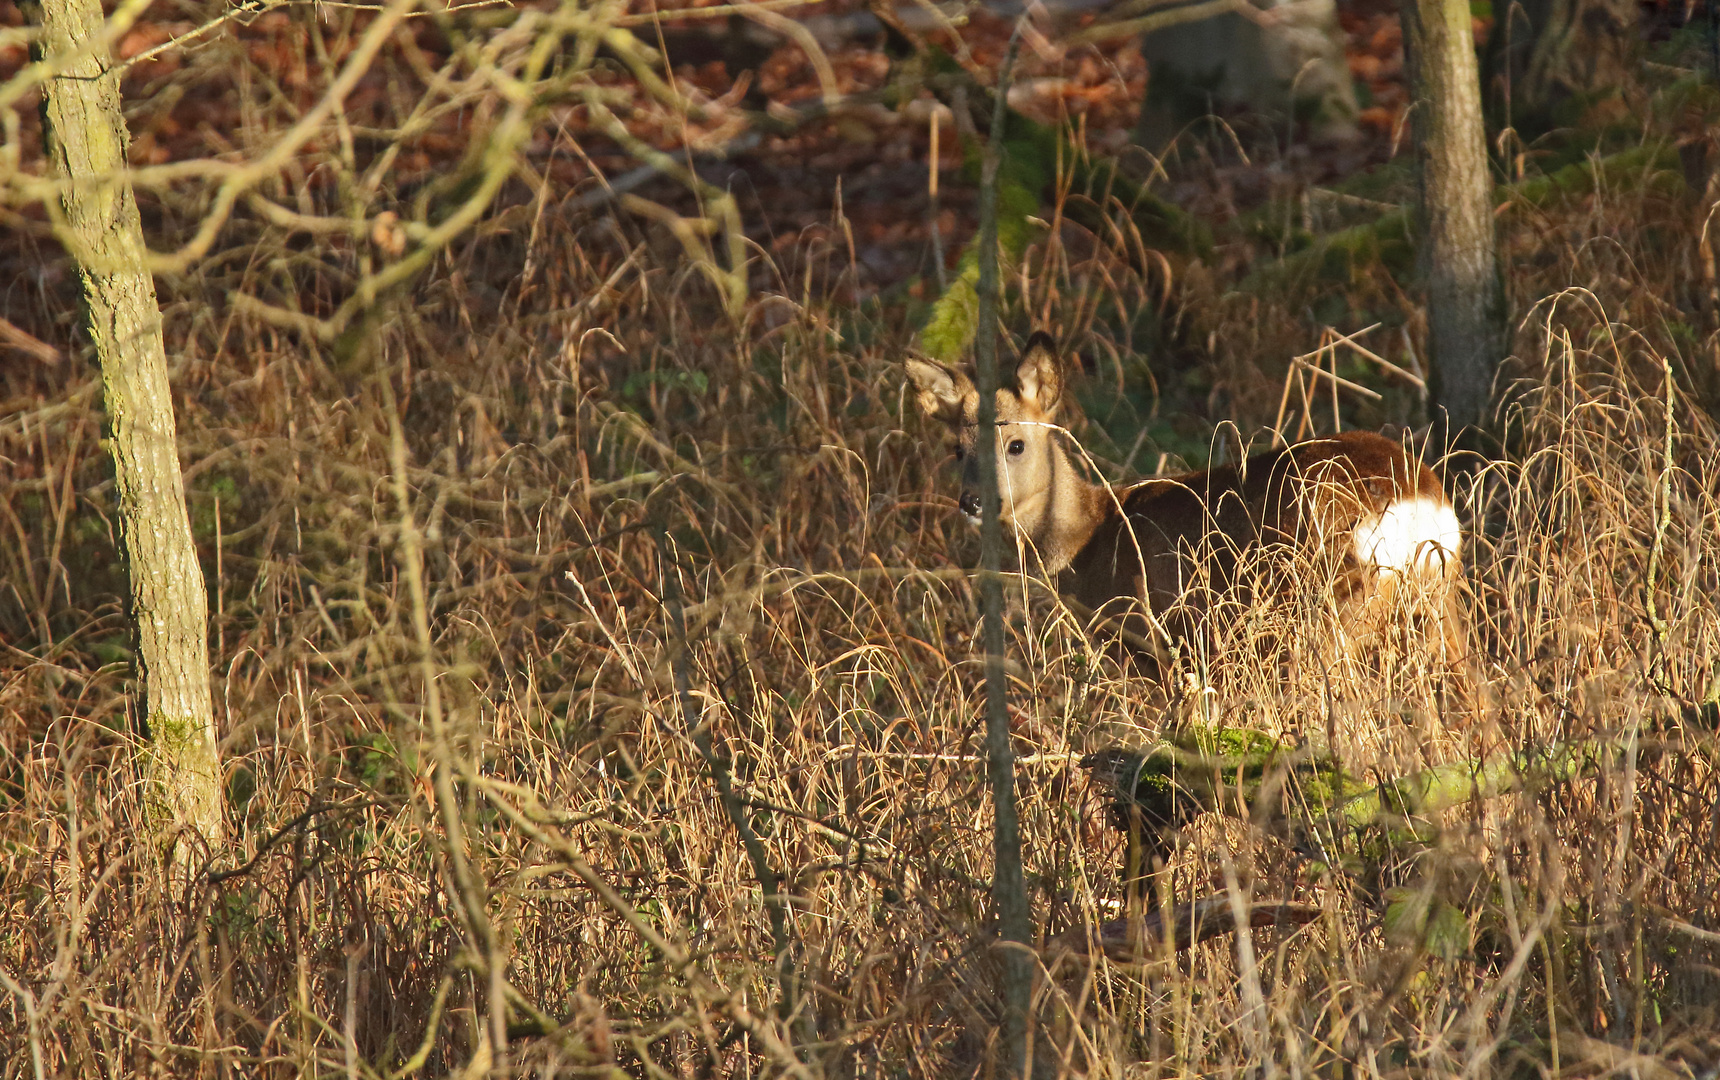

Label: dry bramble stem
[479,778,817,1080]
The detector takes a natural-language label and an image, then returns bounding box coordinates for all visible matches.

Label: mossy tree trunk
[973,36,1034,1080]
[27,0,222,853]
[1400,0,1505,439]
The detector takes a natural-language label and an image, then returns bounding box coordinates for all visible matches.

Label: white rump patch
[1353,496,1461,576]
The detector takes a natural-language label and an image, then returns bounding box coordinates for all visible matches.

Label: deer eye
[1007,439,1025,456]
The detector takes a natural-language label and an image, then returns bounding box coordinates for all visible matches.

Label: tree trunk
[27,0,222,853]
[974,35,1034,1080]
[1400,0,1505,439]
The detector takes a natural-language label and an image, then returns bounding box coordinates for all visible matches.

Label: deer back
[1063,430,1451,633]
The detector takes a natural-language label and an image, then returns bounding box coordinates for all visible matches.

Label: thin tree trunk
[973,28,1034,1080]
[1401,0,1505,439]
[27,0,222,852]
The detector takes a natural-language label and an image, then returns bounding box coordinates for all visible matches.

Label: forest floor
[3,0,1720,1077]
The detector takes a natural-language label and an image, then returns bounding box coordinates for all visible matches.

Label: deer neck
[1025,441,1110,575]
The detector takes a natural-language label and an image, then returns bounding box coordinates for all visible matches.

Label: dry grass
[4,94,1720,1080]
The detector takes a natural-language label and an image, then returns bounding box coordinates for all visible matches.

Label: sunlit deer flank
[905,333,1463,666]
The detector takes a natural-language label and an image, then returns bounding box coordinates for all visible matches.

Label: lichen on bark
[26,0,223,856]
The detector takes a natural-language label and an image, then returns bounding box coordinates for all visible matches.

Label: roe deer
[905,333,1464,666]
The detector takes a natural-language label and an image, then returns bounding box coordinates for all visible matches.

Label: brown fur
[906,334,1462,663]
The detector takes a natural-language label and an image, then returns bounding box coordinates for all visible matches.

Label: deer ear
[1014,332,1063,413]
[905,358,974,425]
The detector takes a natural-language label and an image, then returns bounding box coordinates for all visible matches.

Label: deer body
[906,335,1462,661]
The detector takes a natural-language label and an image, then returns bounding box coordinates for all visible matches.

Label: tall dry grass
[3,105,1720,1080]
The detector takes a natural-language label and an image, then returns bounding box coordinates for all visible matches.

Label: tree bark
[974,33,1034,1080]
[1400,0,1505,439]
[27,0,222,852]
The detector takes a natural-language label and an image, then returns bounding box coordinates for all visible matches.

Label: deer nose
[958,492,982,518]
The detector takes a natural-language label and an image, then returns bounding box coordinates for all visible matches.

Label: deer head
[906,333,1093,566]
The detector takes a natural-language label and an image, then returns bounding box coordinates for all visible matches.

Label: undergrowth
[4,67,1720,1080]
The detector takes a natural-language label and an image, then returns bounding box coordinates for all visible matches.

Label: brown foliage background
[2,0,1720,1076]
